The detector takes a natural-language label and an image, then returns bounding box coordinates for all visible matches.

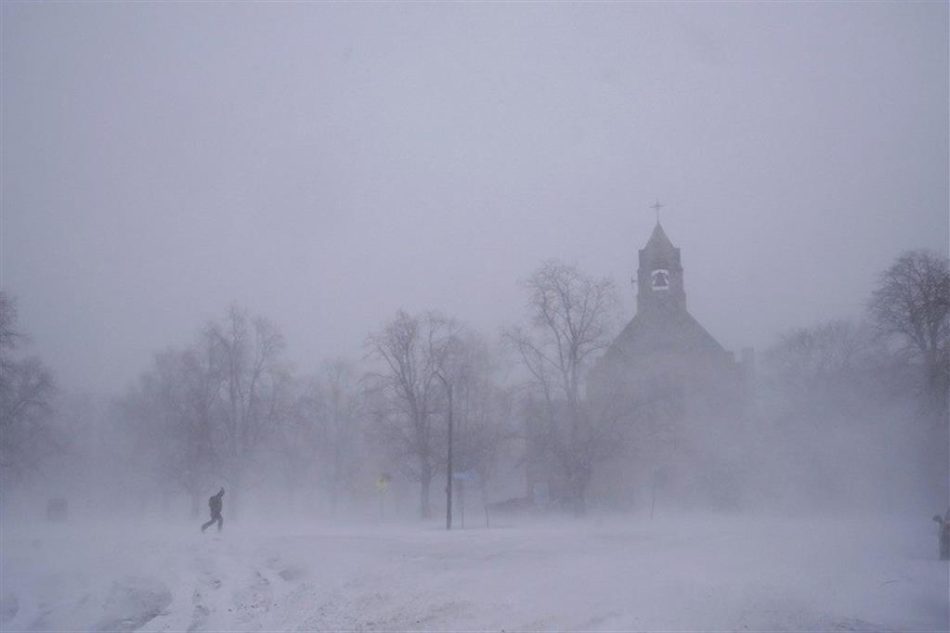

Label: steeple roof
[644,222,675,253]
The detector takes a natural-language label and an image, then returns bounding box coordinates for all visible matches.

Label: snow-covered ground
[2,513,946,631]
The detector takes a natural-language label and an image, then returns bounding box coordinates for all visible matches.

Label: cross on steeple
[650,199,665,224]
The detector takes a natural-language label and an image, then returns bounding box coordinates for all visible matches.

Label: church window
[651,269,670,290]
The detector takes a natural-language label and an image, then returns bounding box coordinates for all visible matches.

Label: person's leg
[201,517,214,532]
[216,513,223,532]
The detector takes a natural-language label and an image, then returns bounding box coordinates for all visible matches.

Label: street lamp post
[436,372,453,531]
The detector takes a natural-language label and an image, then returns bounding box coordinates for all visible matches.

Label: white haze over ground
[2,514,946,632]
[2,3,948,632]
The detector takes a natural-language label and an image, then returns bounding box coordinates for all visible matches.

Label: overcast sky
[2,2,947,394]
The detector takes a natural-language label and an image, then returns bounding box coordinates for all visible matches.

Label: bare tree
[366,310,462,519]
[760,315,944,511]
[318,359,364,512]
[448,333,513,488]
[119,345,219,516]
[504,261,620,515]
[117,305,292,518]
[204,305,293,517]
[869,251,949,505]
[0,292,57,482]
[869,250,949,417]
[433,331,514,527]
[764,319,897,417]
[287,359,364,514]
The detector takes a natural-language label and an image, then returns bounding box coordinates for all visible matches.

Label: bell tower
[636,222,686,315]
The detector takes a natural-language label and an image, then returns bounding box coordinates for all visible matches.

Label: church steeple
[644,221,676,253]
[636,221,686,314]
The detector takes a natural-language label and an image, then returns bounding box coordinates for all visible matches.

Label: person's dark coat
[209,488,224,515]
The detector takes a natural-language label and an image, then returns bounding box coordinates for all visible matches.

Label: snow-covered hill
[2,514,945,631]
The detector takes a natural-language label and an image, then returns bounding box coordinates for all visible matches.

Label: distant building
[589,221,752,510]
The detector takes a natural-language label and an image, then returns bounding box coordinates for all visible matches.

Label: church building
[589,217,752,510]
[597,221,742,396]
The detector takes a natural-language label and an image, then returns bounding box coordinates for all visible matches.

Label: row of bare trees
[4,249,944,517]
[766,250,948,424]
[109,260,626,520]
[111,248,950,517]
[763,250,949,509]
[109,306,517,519]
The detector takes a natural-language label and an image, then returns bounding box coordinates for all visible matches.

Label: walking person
[935,508,950,560]
[201,488,225,533]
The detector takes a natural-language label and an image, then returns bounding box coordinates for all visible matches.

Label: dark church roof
[604,307,728,365]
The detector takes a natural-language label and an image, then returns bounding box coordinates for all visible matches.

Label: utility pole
[436,372,454,530]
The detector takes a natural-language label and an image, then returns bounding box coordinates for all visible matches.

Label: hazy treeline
[756,250,949,512]
[1,250,946,520]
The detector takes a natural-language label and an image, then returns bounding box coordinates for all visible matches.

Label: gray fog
[3,2,946,394]
[3,4,950,631]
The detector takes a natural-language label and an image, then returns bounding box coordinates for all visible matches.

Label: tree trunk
[570,468,591,517]
[420,468,432,519]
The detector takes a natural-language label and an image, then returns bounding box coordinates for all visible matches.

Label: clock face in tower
[651,269,670,290]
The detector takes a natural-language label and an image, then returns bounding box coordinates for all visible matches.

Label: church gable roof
[605,308,729,365]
